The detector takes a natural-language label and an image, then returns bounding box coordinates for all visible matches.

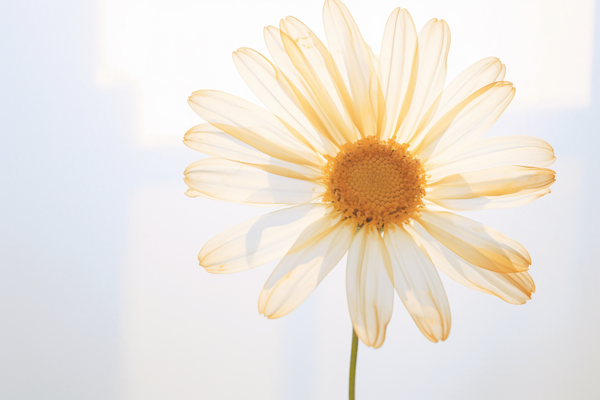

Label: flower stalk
[349,328,359,400]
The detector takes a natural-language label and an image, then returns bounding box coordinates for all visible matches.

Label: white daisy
[184,0,555,347]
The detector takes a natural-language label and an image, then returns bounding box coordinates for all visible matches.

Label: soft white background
[1,0,599,399]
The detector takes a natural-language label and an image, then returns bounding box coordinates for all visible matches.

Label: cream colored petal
[346,225,394,348]
[184,158,326,206]
[410,57,506,147]
[428,188,552,211]
[280,18,360,144]
[232,48,337,156]
[258,213,356,319]
[421,198,451,212]
[188,90,323,167]
[395,18,450,144]
[323,0,384,139]
[434,58,506,117]
[413,82,515,164]
[406,221,535,304]
[199,203,330,274]
[367,44,379,74]
[184,124,324,181]
[416,210,530,273]
[384,223,451,342]
[278,22,360,145]
[426,135,556,182]
[426,165,556,209]
[264,24,359,148]
[378,7,418,140]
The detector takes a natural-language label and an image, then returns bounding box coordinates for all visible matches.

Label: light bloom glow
[184,0,555,347]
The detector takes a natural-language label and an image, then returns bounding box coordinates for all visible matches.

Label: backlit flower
[184,0,555,347]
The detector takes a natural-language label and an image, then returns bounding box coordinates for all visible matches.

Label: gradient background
[1,0,599,399]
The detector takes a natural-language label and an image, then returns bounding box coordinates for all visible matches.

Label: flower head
[184,0,555,347]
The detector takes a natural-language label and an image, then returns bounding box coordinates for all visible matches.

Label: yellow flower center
[322,136,426,229]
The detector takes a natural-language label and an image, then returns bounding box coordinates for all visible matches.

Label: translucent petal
[417,210,530,273]
[264,25,358,148]
[413,82,515,164]
[188,90,324,167]
[258,213,355,318]
[410,57,506,147]
[323,0,384,138]
[378,8,418,140]
[426,135,556,182]
[184,158,326,205]
[384,223,451,342]
[233,47,337,156]
[396,18,451,143]
[426,165,556,209]
[346,225,394,348]
[184,124,324,181]
[406,221,535,304]
[199,203,329,274]
[278,20,360,145]
[367,44,379,74]
[428,188,553,211]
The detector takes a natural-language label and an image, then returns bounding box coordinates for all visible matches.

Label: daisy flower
[183,0,555,348]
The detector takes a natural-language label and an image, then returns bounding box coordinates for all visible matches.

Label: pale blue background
[1,1,599,399]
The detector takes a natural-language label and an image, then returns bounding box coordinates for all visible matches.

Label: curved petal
[433,57,506,119]
[384,223,451,342]
[417,210,530,273]
[410,57,506,147]
[258,213,356,318]
[406,221,535,304]
[427,187,553,211]
[426,165,555,201]
[346,225,394,348]
[426,135,556,182]
[396,18,451,143]
[185,187,278,208]
[184,124,324,181]
[413,81,515,164]
[278,22,360,145]
[378,7,418,140]
[188,90,324,167]
[184,158,326,205]
[263,25,359,148]
[199,203,330,273]
[323,0,384,138]
[233,47,337,156]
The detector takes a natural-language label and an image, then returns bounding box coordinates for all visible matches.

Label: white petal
[396,18,451,143]
[426,165,556,210]
[264,25,359,147]
[413,82,515,164]
[184,158,326,205]
[410,57,506,148]
[426,135,556,182]
[417,210,530,273]
[427,188,553,211]
[323,0,383,138]
[346,225,394,348]
[184,124,324,181]
[258,213,355,318]
[199,203,329,273]
[384,223,451,342]
[233,48,337,156]
[378,8,418,140]
[188,90,324,167]
[406,222,535,305]
[367,44,379,74]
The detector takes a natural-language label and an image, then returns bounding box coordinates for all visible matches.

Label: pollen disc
[322,136,426,229]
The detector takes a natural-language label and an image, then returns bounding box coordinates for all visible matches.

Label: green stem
[349,328,359,400]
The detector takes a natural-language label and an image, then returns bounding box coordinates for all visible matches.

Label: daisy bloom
[183,0,556,349]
